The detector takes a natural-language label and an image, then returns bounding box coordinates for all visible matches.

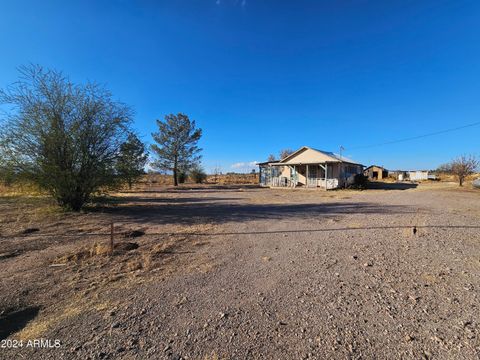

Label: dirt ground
[0,181,479,359]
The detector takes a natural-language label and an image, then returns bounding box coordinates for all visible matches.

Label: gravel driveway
[1,183,479,359]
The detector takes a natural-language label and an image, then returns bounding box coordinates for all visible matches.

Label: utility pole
[339,145,346,188]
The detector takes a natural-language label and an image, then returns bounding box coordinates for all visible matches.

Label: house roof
[267,146,363,166]
[365,165,386,171]
[257,160,279,166]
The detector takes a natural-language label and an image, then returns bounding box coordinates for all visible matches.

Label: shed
[364,165,388,180]
[408,170,429,181]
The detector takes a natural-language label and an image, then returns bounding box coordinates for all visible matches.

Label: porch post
[325,163,328,190]
[306,164,309,188]
[293,165,296,187]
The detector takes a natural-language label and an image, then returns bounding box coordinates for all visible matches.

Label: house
[364,165,388,180]
[258,146,364,189]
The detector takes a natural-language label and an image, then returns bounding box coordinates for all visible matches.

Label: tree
[436,163,452,174]
[190,164,207,183]
[0,65,133,210]
[0,158,17,187]
[267,154,276,162]
[150,113,202,186]
[449,155,478,186]
[279,148,294,160]
[117,133,148,189]
[212,164,222,183]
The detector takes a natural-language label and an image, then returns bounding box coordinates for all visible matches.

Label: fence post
[110,222,114,254]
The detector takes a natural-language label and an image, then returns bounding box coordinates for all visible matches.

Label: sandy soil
[0,182,479,359]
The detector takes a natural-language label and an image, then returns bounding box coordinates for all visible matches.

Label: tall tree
[448,155,478,186]
[150,113,202,186]
[267,154,276,162]
[0,65,133,210]
[117,133,148,189]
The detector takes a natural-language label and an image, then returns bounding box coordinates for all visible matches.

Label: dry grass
[206,173,258,185]
[0,181,44,197]
[126,173,259,190]
[125,253,153,272]
[0,196,63,237]
[55,242,113,264]
[15,296,119,340]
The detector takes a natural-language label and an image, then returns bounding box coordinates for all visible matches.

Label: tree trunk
[459,177,463,187]
[173,167,178,186]
[173,156,178,186]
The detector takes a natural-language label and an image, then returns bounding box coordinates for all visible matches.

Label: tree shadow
[93,199,414,226]
[120,184,261,194]
[88,196,245,208]
[0,306,40,340]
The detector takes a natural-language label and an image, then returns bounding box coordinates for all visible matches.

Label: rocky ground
[0,182,479,359]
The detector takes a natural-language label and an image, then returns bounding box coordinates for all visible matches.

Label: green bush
[190,166,207,183]
[177,171,188,184]
[348,174,368,189]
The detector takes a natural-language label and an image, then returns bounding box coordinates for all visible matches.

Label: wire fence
[3,223,480,240]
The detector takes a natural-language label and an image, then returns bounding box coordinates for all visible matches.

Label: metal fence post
[110,222,114,254]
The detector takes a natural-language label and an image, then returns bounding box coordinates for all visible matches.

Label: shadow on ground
[91,198,414,225]
[366,182,418,190]
[0,306,40,340]
[119,184,261,194]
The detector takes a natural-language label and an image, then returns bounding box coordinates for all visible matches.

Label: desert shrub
[177,171,188,184]
[0,65,135,210]
[348,173,368,189]
[190,165,207,183]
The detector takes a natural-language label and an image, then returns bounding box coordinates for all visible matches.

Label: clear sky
[1,0,479,172]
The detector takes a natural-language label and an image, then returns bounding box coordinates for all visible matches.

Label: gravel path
[1,184,479,359]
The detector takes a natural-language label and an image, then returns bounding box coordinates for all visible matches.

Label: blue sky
[1,0,479,172]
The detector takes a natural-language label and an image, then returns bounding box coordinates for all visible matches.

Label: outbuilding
[364,165,388,180]
[408,170,429,181]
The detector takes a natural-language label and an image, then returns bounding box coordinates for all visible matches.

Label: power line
[346,121,480,151]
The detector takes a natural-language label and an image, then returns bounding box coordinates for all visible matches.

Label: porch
[259,163,340,190]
